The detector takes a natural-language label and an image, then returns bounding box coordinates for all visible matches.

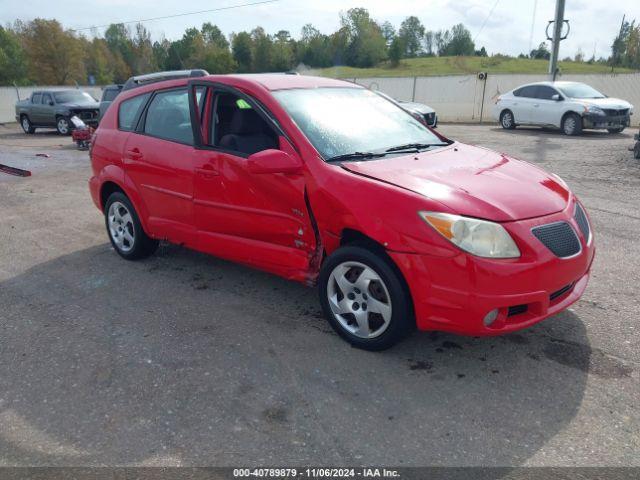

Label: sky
[0,0,636,59]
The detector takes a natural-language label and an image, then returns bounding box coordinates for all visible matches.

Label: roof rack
[122,69,209,91]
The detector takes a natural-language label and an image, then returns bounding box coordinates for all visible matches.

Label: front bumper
[389,200,595,336]
[583,113,630,129]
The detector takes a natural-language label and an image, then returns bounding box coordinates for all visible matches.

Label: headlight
[419,211,520,258]
[584,105,605,115]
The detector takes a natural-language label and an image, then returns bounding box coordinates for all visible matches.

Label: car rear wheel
[104,192,158,260]
[56,116,71,135]
[500,110,516,130]
[634,142,640,160]
[607,127,625,134]
[21,115,35,134]
[318,246,413,351]
[562,113,582,136]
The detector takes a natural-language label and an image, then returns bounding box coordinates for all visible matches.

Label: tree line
[0,8,638,86]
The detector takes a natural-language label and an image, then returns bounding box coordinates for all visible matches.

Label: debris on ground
[35,153,50,158]
[0,164,31,177]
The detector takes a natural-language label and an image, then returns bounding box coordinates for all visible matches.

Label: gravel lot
[0,122,638,467]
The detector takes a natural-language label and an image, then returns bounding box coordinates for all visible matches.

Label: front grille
[532,222,581,258]
[574,203,591,242]
[602,108,629,116]
[550,282,575,302]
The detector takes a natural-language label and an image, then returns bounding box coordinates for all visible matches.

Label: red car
[89,72,595,350]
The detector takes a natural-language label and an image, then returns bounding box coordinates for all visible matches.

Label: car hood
[59,101,100,109]
[400,101,435,114]
[341,143,570,222]
[577,97,633,110]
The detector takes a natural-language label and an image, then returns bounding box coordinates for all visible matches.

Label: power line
[69,0,279,32]
[473,0,501,44]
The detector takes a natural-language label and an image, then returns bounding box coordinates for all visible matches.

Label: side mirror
[551,94,562,101]
[49,101,54,106]
[247,149,302,174]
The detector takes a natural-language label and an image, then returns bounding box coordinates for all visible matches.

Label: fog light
[483,309,499,327]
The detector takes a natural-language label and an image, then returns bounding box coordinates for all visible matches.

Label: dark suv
[15,89,99,135]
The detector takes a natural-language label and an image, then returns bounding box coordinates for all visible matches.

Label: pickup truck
[15,89,100,135]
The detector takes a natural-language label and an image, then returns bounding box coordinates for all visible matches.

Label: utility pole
[548,0,566,81]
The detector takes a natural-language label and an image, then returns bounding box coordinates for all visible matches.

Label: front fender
[308,166,458,258]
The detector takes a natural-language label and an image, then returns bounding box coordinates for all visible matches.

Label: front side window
[42,93,52,104]
[273,87,443,160]
[557,83,605,99]
[210,92,278,155]
[144,89,193,144]
[53,91,95,103]
[118,93,151,131]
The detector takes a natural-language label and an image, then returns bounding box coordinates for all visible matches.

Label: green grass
[312,56,636,78]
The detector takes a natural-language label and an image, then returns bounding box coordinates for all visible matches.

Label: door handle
[125,148,143,160]
[533,104,539,107]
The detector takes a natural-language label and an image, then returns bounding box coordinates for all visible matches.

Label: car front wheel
[318,246,413,351]
[562,113,582,136]
[500,110,516,130]
[56,116,71,135]
[104,192,158,260]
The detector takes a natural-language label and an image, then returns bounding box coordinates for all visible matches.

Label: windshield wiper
[385,142,448,153]
[326,151,386,162]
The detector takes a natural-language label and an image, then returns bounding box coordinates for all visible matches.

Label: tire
[634,142,640,160]
[500,110,516,130]
[56,116,71,135]
[318,246,413,351]
[104,192,158,260]
[20,115,35,134]
[607,127,625,134]
[562,113,582,136]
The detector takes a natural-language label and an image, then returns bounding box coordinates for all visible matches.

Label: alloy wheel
[502,112,513,128]
[563,117,576,135]
[108,201,135,252]
[327,261,392,339]
[57,118,69,135]
[22,117,31,132]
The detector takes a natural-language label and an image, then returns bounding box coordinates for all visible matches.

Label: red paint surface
[90,75,595,335]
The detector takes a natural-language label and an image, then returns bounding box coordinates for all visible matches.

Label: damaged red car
[89,72,595,350]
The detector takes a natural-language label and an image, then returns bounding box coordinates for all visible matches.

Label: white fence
[1,73,639,126]
[0,86,104,124]
[354,72,640,126]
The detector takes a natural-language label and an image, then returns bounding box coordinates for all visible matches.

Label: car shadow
[0,243,616,466]
[488,126,633,140]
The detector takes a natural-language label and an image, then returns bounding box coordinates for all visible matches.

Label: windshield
[273,87,444,160]
[53,91,95,103]
[557,83,605,99]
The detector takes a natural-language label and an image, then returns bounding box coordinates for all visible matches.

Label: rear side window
[143,89,193,145]
[535,86,558,100]
[513,86,537,98]
[118,93,150,131]
[102,88,120,102]
[32,93,42,103]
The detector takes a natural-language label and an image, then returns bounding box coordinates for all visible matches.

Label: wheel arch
[97,173,153,237]
[335,228,416,323]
